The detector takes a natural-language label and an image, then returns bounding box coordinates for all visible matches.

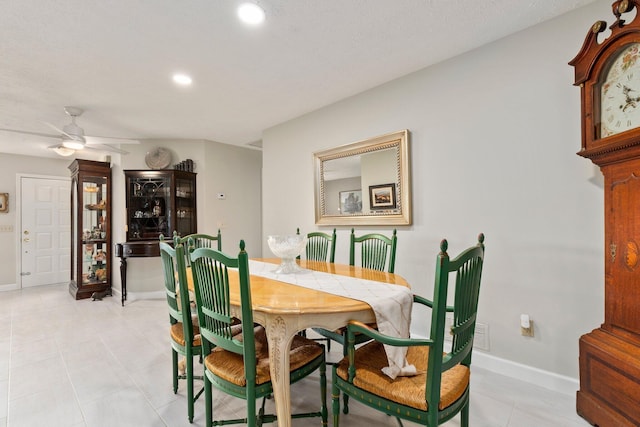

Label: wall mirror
[314,129,411,226]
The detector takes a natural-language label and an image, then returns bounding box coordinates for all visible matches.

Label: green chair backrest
[173,230,222,266]
[159,237,196,341]
[188,241,258,375]
[426,234,485,411]
[174,230,222,251]
[297,228,337,263]
[349,228,397,273]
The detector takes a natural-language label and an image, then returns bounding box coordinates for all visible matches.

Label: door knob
[23,238,30,243]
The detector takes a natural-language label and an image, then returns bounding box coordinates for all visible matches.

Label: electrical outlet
[521,320,534,337]
[0,224,14,232]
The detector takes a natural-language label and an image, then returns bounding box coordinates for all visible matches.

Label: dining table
[188,258,411,427]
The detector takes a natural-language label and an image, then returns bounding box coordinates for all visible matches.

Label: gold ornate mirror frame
[314,129,411,226]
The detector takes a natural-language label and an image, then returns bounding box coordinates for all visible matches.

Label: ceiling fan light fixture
[52,146,75,156]
[62,138,85,150]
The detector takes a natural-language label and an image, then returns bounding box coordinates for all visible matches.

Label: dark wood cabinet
[570,2,640,425]
[116,169,197,305]
[124,169,197,241]
[68,159,112,300]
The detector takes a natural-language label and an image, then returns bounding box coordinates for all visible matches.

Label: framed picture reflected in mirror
[369,184,396,210]
[339,190,362,214]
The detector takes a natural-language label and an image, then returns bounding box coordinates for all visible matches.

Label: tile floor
[0,283,591,427]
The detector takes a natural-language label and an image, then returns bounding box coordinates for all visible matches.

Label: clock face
[601,43,640,138]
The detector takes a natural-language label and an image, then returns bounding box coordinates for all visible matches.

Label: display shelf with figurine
[69,159,112,300]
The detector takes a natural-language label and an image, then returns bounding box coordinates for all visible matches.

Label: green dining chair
[296,227,337,263]
[189,240,328,427]
[349,228,397,273]
[296,228,337,342]
[159,237,203,423]
[332,234,486,427]
[313,228,398,411]
[313,228,398,346]
[174,230,222,263]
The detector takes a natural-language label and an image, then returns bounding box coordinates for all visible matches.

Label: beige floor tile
[4,284,592,427]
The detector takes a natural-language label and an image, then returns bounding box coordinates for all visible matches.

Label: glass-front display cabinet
[124,169,197,241]
[68,159,111,300]
[115,169,196,305]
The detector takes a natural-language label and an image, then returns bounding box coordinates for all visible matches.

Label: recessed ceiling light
[173,73,193,86]
[238,3,265,25]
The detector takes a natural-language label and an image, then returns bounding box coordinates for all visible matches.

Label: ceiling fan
[0,106,140,156]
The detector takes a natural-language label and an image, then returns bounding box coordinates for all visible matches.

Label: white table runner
[249,260,415,379]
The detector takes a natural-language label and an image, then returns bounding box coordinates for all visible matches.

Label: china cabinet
[68,159,112,300]
[115,169,197,305]
[123,169,197,241]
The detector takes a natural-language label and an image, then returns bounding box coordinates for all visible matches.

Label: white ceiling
[0,0,597,159]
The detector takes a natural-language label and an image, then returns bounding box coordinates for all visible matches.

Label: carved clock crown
[570,0,640,165]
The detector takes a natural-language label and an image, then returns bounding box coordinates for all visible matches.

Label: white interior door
[20,177,71,287]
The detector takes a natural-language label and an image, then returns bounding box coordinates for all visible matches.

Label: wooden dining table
[188,258,410,427]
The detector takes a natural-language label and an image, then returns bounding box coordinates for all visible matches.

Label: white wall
[262,1,611,379]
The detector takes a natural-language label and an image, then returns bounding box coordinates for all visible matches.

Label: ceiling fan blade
[85,135,140,145]
[84,143,130,154]
[0,127,59,139]
[43,121,84,142]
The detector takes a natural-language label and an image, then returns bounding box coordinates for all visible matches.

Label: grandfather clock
[570,1,640,425]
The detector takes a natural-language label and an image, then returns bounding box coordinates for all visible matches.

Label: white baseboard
[0,283,18,292]
[122,290,165,302]
[473,350,579,396]
[411,332,579,396]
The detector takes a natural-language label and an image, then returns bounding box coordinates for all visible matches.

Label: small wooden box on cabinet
[68,159,112,300]
[570,1,640,425]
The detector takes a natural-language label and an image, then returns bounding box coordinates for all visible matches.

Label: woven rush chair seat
[206,325,324,386]
[170,317,242,348]
[170,322,202,347]
[336,341,469,411]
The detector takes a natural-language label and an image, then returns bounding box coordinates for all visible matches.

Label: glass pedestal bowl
[267,234,308,274]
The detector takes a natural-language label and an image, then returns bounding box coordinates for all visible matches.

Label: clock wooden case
[570,1,640,425]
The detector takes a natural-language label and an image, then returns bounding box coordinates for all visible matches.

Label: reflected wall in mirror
[314,129,411,225]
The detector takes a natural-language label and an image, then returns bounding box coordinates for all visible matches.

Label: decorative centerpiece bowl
[267,234,308,274]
